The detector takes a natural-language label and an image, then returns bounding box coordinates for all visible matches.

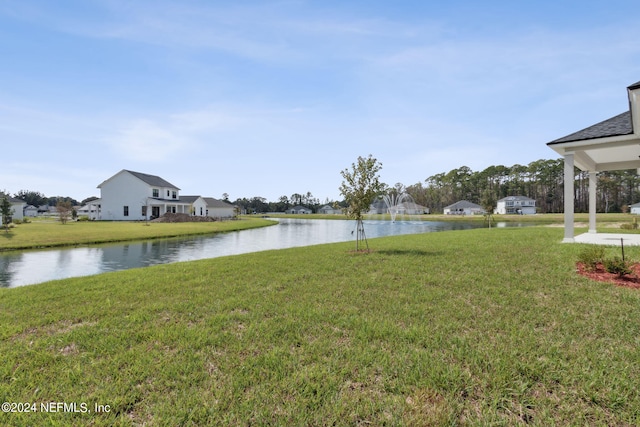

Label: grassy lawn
[1,226,639,425]
[0,219,276,251]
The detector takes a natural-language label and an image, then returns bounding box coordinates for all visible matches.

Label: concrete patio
[573,232,640,246]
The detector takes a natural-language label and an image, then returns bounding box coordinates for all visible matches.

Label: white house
[318,204,342,215]
[77,201,101,220]
[630,202,640,215]
[288,205,313,214]
[203,197,236,218]
[1,196,25,221]
[98,170,192,220]
[97,170,235,221]
[444,200,484,215]
[495,196,536,215]
[23,205,38,218]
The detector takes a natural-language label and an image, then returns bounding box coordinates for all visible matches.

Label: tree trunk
[355,219,369,252]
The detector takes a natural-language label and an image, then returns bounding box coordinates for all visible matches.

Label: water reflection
[1,219,510,288]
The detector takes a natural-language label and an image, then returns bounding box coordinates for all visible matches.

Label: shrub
[603,256,632,276]
[620,218,639,230]
[577,246,605,271]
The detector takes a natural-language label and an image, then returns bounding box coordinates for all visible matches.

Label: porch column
[563,153,575,243]
[588,171,597,233]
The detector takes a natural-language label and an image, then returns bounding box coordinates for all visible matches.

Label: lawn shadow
[0,231,14,240]
[377,249,443,257]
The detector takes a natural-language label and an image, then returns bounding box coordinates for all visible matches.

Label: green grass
[0,219,275,251]
[1,226,640,425]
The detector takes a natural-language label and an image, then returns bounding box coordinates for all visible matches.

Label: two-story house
[97,170,192,221]
[495,196,536,215]
[97,170,236,221]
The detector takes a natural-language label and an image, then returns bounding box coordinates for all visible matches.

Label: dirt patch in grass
[151,213,217,222]
[576,262,640,289]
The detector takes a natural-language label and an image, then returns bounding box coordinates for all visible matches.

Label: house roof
[98,169,180,190]
[179,195,202,204]
[546,80,640,172]
[126,170,180,189]
[548,111,632,144]
[202,197,234,208]
[0,194,24,204]
[498,196,535,202]
[444,200,482,210]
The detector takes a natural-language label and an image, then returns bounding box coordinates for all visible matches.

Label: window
[152,189,159,198]
[142,206,147,216]
[172,191,177,199]
[167,190,170,197]
[124,206,129,217]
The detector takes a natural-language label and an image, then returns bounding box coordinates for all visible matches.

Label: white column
[589,171,597,233]
[563,153,575,243]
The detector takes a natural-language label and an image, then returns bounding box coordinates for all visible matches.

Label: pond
[0,219,525,288]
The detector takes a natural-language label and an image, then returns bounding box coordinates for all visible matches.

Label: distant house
[180,195,208,217]
[444,200,484,215]
[97,170,191,220]
[23,205,38,218]
[1,196,25,221]
[288,205,312,214]
[202,197,236,218]
[630,202,640,215]
[96,170,235,221]
[400,201,429,215]
[318,204,342,215]
[495,196,536,215]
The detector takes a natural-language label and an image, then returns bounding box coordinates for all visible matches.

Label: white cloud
[110,119,188,162]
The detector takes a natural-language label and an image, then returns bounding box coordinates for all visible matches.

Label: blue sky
[1,0,639,203]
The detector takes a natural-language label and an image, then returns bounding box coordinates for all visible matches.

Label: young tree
[56,200,73,224]
[1,196,13,233]
[339,155,384,251]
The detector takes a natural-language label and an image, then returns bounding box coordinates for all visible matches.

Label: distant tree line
[402,159,640,214]
[231,158,640,215]
[12,190,81,207]
[232,192,331,214]
[7,158,640,215]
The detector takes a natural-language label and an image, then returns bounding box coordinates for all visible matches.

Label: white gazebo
[547,80,640,243]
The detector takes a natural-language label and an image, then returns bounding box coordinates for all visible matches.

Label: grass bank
[0,218,276,252]
[1,226,639,425]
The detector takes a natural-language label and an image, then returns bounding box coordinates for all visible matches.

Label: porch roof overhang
[546,80,640,243]
[547,81,640,172]
[547,133,640,172]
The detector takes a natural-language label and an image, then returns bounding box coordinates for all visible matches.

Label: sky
[1,0,640,203]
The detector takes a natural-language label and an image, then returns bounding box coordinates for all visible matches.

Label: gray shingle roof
[203,197,234,208]
[497,195,536,202]
[548,80,640,145]
[126,170,180,189]
[444,200,482,210]
[548,111,632,144]
[179,195,201,203]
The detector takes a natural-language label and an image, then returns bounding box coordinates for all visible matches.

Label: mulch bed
[576,262,640,289]
[151,213,217,223]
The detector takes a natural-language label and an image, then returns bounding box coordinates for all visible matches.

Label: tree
[1,196,13,233]
[14,190,47,207]
[339,155,384,251]
[56,201,73,224]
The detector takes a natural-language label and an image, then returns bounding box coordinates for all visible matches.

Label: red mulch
[576,262,640,289]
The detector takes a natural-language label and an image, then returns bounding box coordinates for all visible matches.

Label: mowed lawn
[1,226,639,426]
[0,218,275,251]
